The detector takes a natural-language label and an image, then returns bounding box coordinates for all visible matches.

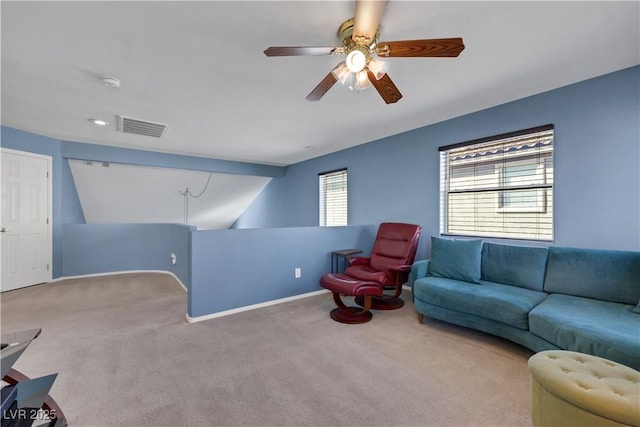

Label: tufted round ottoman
[528,350,640,427]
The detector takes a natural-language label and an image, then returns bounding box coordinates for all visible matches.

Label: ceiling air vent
[116,115,168,138]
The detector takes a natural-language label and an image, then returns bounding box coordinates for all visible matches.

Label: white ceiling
[2,1,639,167]
[69,160,271,229]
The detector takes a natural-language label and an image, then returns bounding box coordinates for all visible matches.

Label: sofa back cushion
[544,247,640,304]
[481,243,548,291]
[428,236,483,284]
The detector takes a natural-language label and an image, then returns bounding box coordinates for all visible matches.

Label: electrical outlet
[295,268,301,278]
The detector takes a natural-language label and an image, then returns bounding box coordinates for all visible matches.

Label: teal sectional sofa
[411,237,640,370]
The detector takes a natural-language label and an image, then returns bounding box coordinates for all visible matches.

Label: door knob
[0,228,7,233]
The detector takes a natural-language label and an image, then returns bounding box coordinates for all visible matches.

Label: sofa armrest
[410,259,430,303]
[410,260,430,284]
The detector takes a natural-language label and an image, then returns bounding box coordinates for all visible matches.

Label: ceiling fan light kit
[331,62,350,82]
[346,47,368,73]
[353,70,371,92]
[264,0,465,104]
[367,57,388,81]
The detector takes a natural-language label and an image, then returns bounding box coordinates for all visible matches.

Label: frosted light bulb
[346,49,367,73]
[367,58,388,80]
[354,70,371,91]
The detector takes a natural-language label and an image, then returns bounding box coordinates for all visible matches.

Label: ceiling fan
[264,0,465,104]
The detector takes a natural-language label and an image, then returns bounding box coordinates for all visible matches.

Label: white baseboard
[51,270,189,293]
[51,273,409,323]
[186,289,330,323]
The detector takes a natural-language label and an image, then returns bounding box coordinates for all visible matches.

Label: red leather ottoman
[319,273,384,324]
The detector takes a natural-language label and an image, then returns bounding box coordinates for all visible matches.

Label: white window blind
[439,125,554,241]
[319,168,348,226]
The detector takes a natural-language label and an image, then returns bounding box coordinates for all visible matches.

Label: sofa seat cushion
[413,276,548,330]
[529,294,640,370]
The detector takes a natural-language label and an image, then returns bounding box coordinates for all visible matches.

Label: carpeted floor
[1,273,534,427]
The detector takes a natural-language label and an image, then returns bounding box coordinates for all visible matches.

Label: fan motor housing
[338,18,379,49]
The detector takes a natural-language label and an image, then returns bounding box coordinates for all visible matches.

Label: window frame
[439,125,554,241]
[319,168,348,227]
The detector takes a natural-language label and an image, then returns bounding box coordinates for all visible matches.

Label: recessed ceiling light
[102,76,121,88]
[89,118,110,126]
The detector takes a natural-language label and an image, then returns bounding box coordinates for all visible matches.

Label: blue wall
[237,66,640,254]
[3,66,638,318]
[61,223,193,289]
[0,128,286,279]
[189,225,376,318]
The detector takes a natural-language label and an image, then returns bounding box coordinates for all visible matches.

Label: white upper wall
[69,160,271,230]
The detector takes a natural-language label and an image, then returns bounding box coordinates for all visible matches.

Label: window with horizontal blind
[319,168,348,226]
[439,125,554,241]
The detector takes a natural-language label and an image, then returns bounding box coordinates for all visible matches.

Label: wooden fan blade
[367,70,402,104]
[376,38,465,57]
[264,46,337,56]
[353,0,388,45]
[306,62,345,101]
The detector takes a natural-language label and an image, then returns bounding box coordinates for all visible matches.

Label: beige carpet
[1,273,533,427]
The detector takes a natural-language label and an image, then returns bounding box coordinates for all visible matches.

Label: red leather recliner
[320,223,422,323]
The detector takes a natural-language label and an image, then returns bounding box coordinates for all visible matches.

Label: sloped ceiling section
[68,160,271,230]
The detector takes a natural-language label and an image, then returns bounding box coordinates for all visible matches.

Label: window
[497,163,547,212]
[319,168,348,226]
[439,125,554,241]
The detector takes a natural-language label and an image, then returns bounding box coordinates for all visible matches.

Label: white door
[1,149,52,291]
